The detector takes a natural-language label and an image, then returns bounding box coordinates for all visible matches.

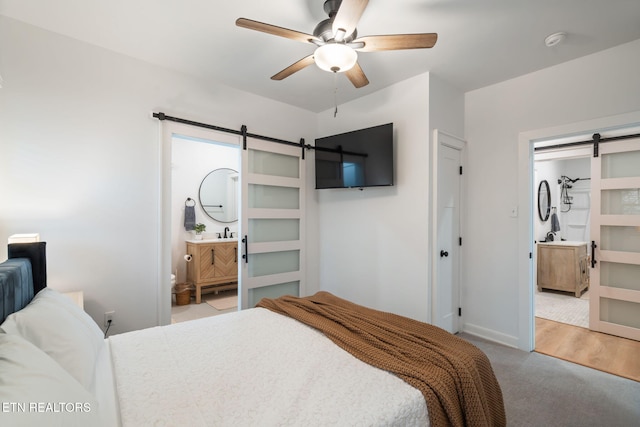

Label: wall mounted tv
[315,123,394,189]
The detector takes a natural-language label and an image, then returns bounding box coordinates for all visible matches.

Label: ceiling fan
[236,0,438,88]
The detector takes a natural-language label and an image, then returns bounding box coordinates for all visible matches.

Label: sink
[187,237,237,244]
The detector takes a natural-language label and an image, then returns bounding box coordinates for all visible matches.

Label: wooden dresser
[537,241,589,297]
[186,239,238,303]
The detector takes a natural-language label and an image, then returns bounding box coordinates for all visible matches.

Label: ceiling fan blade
[271,55,316,81]
[332,0,369,42]
[236,18,319,44]
[345,62,369,88]
[354,33,438,52]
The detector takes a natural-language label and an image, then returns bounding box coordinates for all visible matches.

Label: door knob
[440,250,449,257]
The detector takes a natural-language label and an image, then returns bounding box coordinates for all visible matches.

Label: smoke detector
[545,32,567,47]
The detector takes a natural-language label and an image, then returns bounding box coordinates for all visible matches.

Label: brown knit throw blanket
[257,292,505,427]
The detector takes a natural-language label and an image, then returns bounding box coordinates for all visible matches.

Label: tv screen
[315,123,394,189]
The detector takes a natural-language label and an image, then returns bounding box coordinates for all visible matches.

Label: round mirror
[538,180,551,222]
[198,168,239,223]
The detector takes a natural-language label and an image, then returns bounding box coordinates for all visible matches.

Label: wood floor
[535,317,640,382]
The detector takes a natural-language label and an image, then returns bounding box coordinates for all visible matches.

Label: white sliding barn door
[239,138,306,309]
[589,136,640,341]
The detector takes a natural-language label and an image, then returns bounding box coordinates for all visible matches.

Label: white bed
[0,290,426,427]
[0,243,504,426]
[109,308,428,427]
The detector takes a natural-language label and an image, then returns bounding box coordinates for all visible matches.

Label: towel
[184,205,196,231]
[550,212,561,232]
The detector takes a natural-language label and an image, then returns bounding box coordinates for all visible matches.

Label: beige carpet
[462,332,640,426]
[205,293,238,310]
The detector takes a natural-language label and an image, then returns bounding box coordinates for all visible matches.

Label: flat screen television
[315,123,394,189]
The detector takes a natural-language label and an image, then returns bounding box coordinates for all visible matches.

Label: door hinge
[459,166,463,175]
[459,237,462,246]
[458,307,462,316]
[529,252,532,259]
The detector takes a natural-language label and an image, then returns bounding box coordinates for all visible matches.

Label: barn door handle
[242,235,248,264]
[440,250,449,257]
[591,241,597,268]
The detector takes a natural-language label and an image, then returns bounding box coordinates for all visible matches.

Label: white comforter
[108,308,428,426]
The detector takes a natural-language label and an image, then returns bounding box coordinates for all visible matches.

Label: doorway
[171,134,241,322]
[158,119,308,326]
[516,110,640,351]
[533,155,591,330]
[532,137,640,379]
[158,121,243,326]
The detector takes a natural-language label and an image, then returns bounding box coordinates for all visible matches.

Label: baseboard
[462,323,520,349]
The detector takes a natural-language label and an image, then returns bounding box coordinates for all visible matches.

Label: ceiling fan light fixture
[314,43,357,73]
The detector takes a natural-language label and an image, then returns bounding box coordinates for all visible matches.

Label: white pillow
[0,288,104,391]
[0,333,101,427]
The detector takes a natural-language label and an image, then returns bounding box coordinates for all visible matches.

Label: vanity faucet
[224,227,229,239]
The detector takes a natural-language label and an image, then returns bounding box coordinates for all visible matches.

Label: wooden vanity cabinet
[186,240,238,303]
[537,241,589,297]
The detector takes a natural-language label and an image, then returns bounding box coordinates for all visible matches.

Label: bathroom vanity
[537,241,589,297]
[186,239,238,304]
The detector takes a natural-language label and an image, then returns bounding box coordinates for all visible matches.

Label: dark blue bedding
[0,242,47,323]
[0,259,34,324]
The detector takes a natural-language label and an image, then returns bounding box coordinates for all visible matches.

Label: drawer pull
[211,249,215,265]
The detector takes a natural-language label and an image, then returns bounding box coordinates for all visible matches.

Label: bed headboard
[0,242,47,323]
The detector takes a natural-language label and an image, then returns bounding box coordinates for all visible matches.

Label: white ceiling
[2,0,640,112]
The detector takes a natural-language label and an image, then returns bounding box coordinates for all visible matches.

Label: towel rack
[185,198,196,207]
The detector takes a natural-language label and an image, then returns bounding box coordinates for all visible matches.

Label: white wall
[315,73,464,323]
[429,74,465,139]
[534,157,591,243]
[0,16,316,334]
[557,158,591,242]
[464,38,640,347]
[533,160,561,241]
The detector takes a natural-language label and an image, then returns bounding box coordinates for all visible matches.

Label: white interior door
[432,131,464,333]
[589,136,640,341]
[239,138,305,309]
